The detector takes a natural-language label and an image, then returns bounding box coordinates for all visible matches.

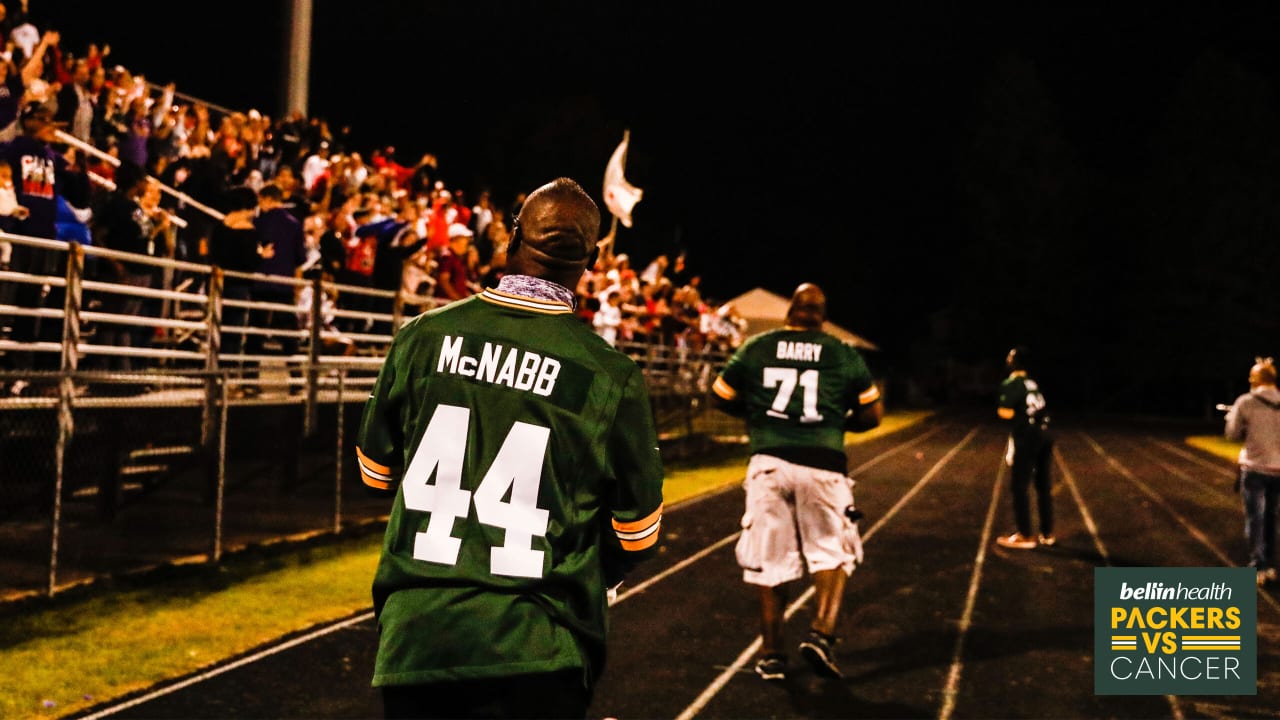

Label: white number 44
[401,404,551,578]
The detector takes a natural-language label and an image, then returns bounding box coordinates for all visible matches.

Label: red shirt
[433,247,471,300]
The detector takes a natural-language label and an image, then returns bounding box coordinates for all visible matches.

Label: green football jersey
[998,373,1049,431]
[713,327,879,456]
[356,287,664,688]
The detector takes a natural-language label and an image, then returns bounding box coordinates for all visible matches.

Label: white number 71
[763,367,823,422]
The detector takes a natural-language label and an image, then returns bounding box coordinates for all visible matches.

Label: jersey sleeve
[997,378,1023,414]
[845,344,880,408]
[1225,395,1248,442]
[355,340,406,490]
[602,365,665,582]
[712,343,749,403]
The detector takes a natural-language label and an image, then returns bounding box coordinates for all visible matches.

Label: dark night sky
[43,1,1280,415]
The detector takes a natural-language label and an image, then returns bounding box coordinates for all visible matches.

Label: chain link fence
[0,367,383,600]
[0,346,739,601]
[0,232,742,601]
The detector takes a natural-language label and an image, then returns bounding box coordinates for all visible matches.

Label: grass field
[1,411,936,720]
[1185,434,1241,463]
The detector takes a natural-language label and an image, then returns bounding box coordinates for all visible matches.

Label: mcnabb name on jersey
[435,334,592,412]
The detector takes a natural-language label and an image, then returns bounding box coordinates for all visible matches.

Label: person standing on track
[995,345,1055,550]
[711,282,882,682]
[355,177,665,719]
[1224,356,1280,587]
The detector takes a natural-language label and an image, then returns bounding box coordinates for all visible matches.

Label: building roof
[721,287,879,351]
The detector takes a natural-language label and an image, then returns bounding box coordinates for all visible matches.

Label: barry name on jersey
[776,341,823,362]
[436,334,562,396]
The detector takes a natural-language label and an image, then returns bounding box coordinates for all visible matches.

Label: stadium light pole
[284,0,313,118]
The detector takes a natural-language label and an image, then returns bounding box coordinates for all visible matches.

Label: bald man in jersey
[712,282,882,681]
[357,177,664,718]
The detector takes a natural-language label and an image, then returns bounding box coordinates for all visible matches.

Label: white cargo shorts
[735,453,863,588]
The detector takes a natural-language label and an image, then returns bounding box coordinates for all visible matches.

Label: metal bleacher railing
[0,71,739,600]
[0,231,737,601]
[0,230,400,400]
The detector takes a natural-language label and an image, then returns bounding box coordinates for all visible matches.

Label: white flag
[603,132,643,227]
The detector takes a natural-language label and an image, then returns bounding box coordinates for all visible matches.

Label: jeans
[1241,469,1280,570]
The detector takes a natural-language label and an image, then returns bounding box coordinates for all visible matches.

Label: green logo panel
[1095,567,1256,695]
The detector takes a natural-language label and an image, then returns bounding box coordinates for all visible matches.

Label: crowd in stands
[0,2,748,396]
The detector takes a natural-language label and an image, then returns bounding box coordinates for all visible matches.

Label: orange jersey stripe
[712,376,736,401]
[614,505,662,551]
[356,446,394,489]
[613,504,663,533]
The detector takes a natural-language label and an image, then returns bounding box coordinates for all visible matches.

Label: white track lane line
[1084,433,1234,568]
[1148,437,1237,481]
[614,534,739,605]
[1054,446,1111,565]
[1086,432,1277,713]
[87,426,952,717]
[1140,447,1238,509]
[937,454,1004,720]
[1058,440,1182,719]
[79,612,375,720]
[1141,436,1280,717]
[1124,436,1280,616]
[1088,433,1280,613]
[616,424,947,606]
[675,428,979,720]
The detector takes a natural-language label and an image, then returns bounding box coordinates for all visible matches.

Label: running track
[73,412,1280,719]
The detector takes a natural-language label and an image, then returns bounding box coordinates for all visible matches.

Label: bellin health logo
[1094,568,1256,695]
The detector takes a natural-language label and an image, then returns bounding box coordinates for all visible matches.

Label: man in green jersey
[711,283,882,682]
[356,177,664,718]
[994,345,1054,550]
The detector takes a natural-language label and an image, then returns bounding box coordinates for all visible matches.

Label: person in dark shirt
[994,346,1055,550]
[272,164,311,224]
[316,209,350,280]
[92,161,170,376]
[0,102,72,390]
[2,104,68,238]
[208,185,262,370]
[245,183,307,394]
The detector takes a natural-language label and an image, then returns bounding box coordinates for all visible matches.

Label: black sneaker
[799,631,842,678]
[754,654,787,681]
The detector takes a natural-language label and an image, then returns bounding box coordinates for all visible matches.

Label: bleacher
[0,224,734,602]
[0,30,738,601]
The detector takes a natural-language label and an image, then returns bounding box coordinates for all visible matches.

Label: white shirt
[593,301,622,346]
[72,83,94,142]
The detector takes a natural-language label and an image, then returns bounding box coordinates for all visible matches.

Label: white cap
[448,223,473,239]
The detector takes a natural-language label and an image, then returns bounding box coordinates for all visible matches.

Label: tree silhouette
[1134,50,1280,412]
[947,52,1086,401]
